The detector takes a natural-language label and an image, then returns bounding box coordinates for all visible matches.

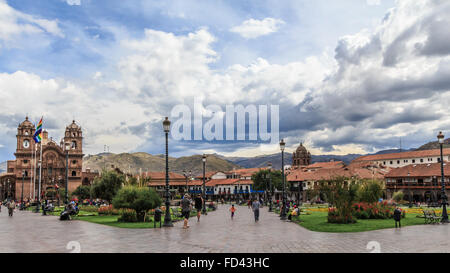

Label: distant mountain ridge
[83,152,240,176]
[216,148,418,170]
[417,138,450,150]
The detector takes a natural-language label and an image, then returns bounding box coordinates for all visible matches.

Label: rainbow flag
[33,117,43,143]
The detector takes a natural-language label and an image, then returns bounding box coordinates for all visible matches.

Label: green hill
[417,138,450,150]
[83,152,241,176]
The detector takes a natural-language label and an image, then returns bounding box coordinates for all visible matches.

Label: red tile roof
[305,161,345,169]
[225,168,265,177]
[205,179,240,186]
[385,163,450,178]
[195,171,221,179]
[235,180,253,185]
[353,149,450,162]
[288,164,388,182]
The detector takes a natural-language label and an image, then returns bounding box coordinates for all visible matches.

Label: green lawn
[294,211,425,233]
[73,215,163,228]
[71,208,213,229]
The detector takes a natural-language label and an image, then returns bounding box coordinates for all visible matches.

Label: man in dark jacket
[394,207,402,228]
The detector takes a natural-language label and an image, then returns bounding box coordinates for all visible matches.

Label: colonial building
[385,162,450,203]
[352,149,450,168]
[292,142,311,168]
[0,117,84,200]
[287,161,390,201]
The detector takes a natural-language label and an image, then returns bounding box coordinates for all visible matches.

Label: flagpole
[38,141,42,206]
[30,144,35,200]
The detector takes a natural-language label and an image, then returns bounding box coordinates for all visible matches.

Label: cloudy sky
[0,0,449,162]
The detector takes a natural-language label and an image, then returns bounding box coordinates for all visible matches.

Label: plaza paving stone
[0,204,449,253]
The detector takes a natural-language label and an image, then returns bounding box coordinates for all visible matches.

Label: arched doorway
[0,176,16,200]
[82,177,90,186]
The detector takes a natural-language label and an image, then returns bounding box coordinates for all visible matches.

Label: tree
[392,191,404,203]
[125,176,138,187]
[72,185,91,200]
[251,169,284,192]
[358,180,384,203]
[321,177,359,223]
[112,186,162,222]
[91,171,125,203]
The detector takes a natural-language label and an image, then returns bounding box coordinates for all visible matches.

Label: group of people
[180,193,204,229]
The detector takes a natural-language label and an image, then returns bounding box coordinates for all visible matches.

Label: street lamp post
[21,170,25,210]
[202,154,207,215]
[35,161,40,213]
[438,131,448,223]
[162,117,173,227]
[280,139,287,220]
[65,143,70,205]
[408,172,412,208]
[268,162,273,212]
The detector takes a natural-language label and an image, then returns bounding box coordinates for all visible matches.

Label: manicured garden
[270,177,447,233]
[293,210,425,233]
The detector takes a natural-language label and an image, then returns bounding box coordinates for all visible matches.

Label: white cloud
[230,17,285,39]
[2,0,450,158]
[367,0,381,6]
[66,0,81,6]
[0,0,64,45]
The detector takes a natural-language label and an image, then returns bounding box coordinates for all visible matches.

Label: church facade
[0,117,85,201]
[292,142,311,168]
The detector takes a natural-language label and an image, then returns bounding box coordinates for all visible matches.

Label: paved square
[1,205,449,253]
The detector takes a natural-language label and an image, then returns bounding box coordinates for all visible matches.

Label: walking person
[194,194,203,222]
[252,198,260,222]
[247,199,252,209]
[8,199,15,217]
[230,204,236,220]
[181,194,192,229]
[394,207,402,228]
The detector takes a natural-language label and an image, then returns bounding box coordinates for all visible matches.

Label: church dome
[293,142,311,167]
[296,143,308,153]
[19,116,33,128]
[67,120,80,130]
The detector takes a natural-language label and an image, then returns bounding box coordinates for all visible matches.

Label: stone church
[292,142,311,168]
[0,117,89,200]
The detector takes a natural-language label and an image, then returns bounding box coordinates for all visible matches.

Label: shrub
[118,209,137,222]
[91,171,125,203]
[98,204,119,215]
[392,191,404,203]
[72,185,91,200]
[112,186,162,222]
[327,207,356,224]
[80,206,99,213]
[352,201,395,220]
[358,180,384,203]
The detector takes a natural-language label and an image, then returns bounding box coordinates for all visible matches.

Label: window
[72,160,77,165]
[404,160,408,163]
[390,161,393,165]
[397,160,400,164]
[420,159,424,163]
[438,158,441,163]
[72,171,76,177]
[71,141,77,149]
[412,159,415,163]
[23,160,28,164]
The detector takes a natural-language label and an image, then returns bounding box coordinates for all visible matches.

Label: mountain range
[1,138,448,175]
[83,152,240,176]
